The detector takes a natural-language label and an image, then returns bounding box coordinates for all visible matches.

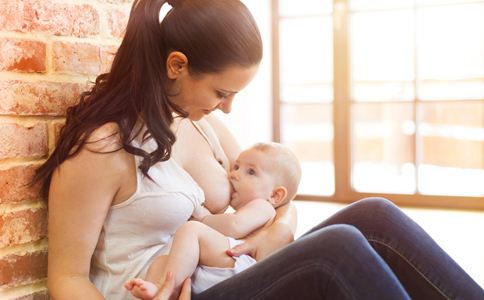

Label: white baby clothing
[191,237,257,294]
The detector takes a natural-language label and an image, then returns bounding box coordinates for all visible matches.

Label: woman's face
[167,64,259,120]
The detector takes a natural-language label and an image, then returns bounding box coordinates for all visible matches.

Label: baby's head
[229,142,301,210]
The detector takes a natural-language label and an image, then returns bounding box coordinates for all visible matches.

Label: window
[275,0,484,209]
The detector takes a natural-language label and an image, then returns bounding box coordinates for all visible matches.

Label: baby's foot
[124,278,159,300]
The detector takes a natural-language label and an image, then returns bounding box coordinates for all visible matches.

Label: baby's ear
[269,186,288,207]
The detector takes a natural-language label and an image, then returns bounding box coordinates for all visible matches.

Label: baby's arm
[200,199,276,239]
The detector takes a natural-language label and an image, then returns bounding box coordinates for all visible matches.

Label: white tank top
[90,119,223,299]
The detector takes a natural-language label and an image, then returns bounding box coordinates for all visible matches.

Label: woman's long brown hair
[32,0,262,201]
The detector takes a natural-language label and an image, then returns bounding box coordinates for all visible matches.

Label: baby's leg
[124,255,169,299]
[126,221,235,299]
[162,221,236,288]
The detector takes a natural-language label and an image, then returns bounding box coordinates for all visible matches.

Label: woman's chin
[187,111,206,121]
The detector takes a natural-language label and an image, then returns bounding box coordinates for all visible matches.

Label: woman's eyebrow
[218,88,238,94]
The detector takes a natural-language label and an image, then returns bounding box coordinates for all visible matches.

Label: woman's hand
[153,272,191,300]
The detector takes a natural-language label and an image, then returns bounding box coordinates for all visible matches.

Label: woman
[33,0,483,299]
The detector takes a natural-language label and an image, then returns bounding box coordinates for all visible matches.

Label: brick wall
[0,0,131,298]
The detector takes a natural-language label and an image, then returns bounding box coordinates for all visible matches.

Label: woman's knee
[304,224,367,250]
[350,197,399,215]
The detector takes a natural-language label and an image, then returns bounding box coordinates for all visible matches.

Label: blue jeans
[194,198,484,300]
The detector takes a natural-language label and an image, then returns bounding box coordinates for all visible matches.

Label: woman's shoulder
[84,122,123,153]
[61,122,131,176]
[54,122,134,195]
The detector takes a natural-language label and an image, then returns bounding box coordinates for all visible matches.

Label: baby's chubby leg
[126,221,236,299]
[165,221,236,284]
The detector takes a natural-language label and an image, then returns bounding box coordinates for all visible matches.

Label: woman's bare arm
[47,125,130,299]
[226,201,296,261]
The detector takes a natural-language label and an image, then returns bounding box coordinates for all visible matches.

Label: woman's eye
[247,168,256,176]
[216,91,228,99]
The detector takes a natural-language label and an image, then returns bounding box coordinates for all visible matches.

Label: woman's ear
[166,51,188,79]
[269,186,288,207]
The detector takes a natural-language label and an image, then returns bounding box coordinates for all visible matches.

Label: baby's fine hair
[251,142,302,202]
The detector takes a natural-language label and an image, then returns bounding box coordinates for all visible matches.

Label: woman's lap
[307,197,483,299]
[194,197,484,300]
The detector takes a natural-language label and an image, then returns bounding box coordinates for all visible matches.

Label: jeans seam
[367,237,452,300]
[250,262,355,300]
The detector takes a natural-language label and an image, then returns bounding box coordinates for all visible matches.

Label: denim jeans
[194,198,484,300]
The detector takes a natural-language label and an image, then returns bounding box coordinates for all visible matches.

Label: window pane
[280,16,333,88]
[352,81,414,102]
[351,10,415,101]
[418,102,484,196]
[281,83,333,104]
[281,103,334,196]
[417,0,483,5]
[352,103,416,193]
[417,4,484,100]
[418,79,484,101]
[350,0,413,11]
[279,0,332,17]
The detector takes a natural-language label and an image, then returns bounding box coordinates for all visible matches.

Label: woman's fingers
[178,278,191,300]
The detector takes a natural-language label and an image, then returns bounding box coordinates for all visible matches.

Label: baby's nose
[229,171,238,180]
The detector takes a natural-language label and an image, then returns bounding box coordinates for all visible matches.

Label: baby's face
[229,148,276,209]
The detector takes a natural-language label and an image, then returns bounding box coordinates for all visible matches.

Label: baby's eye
[247,168,256,176]
[233,164,239,171]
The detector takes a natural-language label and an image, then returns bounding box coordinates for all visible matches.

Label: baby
[125,142,301,299]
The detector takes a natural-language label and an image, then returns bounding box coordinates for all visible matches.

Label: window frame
[271,0,484,210]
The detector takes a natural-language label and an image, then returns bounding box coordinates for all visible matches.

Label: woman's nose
[217,97,234,114]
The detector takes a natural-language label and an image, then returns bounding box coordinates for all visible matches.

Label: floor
[294,200,484,289]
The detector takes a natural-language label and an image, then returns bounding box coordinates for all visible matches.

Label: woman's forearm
[235,202,296,261]
[48,276,104,300]
[273,201,297,237]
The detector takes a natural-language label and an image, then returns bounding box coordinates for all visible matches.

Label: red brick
[0,207,47,248]
[0,39,46,73]
[0,80,85,116]
[52,42,100,75]
[15,290,49,300]
[53,122,65,145]
[0,123,48,159]
[0,165,41,204]
[0,0,99,37]
[100,45,119,74]
[0,250,47,288]
[107,8,129,38]
[99,0,134,4]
